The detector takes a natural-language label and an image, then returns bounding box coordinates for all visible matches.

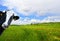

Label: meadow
[0,22,60,41]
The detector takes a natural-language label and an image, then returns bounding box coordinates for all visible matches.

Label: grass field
[0,22,60,41]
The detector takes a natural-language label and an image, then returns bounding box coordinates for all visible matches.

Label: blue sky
[0,5,7,11]
[0,0,60,24]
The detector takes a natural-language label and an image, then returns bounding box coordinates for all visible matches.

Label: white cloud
[30,19,41,24]
[41,16,60,22]
[2,0,60,16]
[11,17,41,25]
[11,16,60,25]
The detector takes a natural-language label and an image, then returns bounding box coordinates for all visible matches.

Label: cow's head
[1,10,19,28]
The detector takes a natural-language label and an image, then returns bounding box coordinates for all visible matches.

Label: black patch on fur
[0,26,5,35]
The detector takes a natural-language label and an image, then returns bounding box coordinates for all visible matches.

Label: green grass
[0,22,60,41]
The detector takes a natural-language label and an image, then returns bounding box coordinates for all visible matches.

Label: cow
[0,10,19,35]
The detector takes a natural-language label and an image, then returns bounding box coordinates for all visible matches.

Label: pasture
[0,22,60,41]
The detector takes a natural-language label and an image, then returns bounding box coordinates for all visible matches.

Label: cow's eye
[0,13,2,16]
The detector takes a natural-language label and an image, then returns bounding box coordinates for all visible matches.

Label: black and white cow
[0,10,19,35]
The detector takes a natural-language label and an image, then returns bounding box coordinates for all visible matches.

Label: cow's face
[2,11,19,28]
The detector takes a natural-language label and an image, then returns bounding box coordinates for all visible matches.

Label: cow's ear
[13,16,19,20]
